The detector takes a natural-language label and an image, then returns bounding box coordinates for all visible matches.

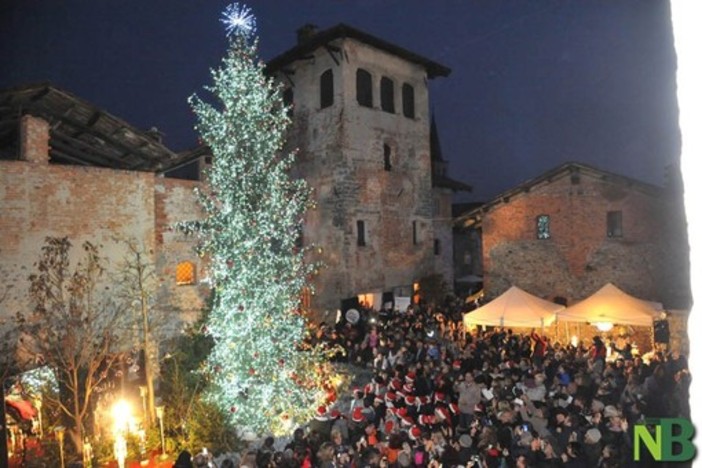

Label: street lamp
[155,405,166,458]
[54,426,65,468]
[111,399,132,468]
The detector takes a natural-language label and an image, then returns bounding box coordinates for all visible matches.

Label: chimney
[19,115,50,164]
[145,126,164,143]
[296,24,319,44]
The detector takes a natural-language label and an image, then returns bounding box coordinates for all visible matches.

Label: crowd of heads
[187,303,691,467]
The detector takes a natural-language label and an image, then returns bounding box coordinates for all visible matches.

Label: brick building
[0,85,207,365]
[457,162,690,310]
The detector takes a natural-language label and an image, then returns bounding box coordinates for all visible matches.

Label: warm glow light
[112,399,133,433]
[593,322,614,332]
[570,335,579,347]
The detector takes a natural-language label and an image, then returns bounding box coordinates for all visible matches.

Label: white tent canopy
[557,283,663,327]
[463,286,563,328]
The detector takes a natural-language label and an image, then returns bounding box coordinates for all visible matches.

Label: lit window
[402,83,415,118]
[381,76,395,113]
[357,220,366,247]
[176,261,196,285]
[356,69,372,108]
[320,69,334,109]
[536,215,551,240]
[607,211,623,237]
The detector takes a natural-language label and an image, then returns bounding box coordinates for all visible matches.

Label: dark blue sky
[0,0,679,202]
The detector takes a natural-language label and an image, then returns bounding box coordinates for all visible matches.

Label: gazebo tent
[463,286,563,328]
[557,283,663,327]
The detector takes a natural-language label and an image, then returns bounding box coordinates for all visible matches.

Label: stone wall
[280,36,438,314]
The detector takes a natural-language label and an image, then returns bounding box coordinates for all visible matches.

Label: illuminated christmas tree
[182,3,333,435]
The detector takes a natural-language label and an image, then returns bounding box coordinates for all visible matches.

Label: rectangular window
[536,215,551,240]
[356,69,373,108]
[381,76,395,113]
[320,69,334,109]
[412,220,419,245]
[383,144,392,171]
[402,83,415,118]
[176,261,196,285]
[283,88,294,116]
[607,211,623,237]
[434,239,441,255]
[357,220,366,246]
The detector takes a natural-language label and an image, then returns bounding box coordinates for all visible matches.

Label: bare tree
[18,237,131,454]
[112,237,158,428]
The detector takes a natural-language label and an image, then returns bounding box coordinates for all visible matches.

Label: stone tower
[268,24,452,315]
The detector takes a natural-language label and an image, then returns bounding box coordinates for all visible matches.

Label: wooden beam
[21,106,166,167]
[50,136,132,168]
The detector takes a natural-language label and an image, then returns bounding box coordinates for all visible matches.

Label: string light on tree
[179,3,336,435]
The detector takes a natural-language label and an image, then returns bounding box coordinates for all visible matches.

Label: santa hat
[351,407,365,423]
[330,409,342,419]
[434,392,446,402]
[435,407,450,421]
[405,395,417,406]
[418,396,430,406]
[374,395,384,405]
[400,415,414,427]
[403,383,414,394]
[419,414,435,426]
[397,407,409,417]
[449,403,459,415]
[409,425,422,441]
[391,379,402,390]
[405,372,416,383]
[315,405,328,420]
[385,392,397,402]
[452,360,462,369]
[364,383,374,396]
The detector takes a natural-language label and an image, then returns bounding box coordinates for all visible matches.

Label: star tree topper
[220,3,257,40]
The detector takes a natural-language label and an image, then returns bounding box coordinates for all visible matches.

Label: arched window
[320,69,334,109]
[356,68,373,108]
[402,83,415,118]
[176,261,196,285]
[380,76,395,113]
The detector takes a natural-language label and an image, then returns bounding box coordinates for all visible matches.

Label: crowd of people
[179,303,691,468]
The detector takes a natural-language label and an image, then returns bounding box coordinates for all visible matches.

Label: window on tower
[356,68,373,108]
[357,220,367,247]
[383,144,392,171]
[402,83,415,118]
[381,76,395,113]
[320,69,334,109]
[283,87,294,116]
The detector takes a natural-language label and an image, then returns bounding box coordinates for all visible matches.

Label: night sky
[0,0,680,202]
